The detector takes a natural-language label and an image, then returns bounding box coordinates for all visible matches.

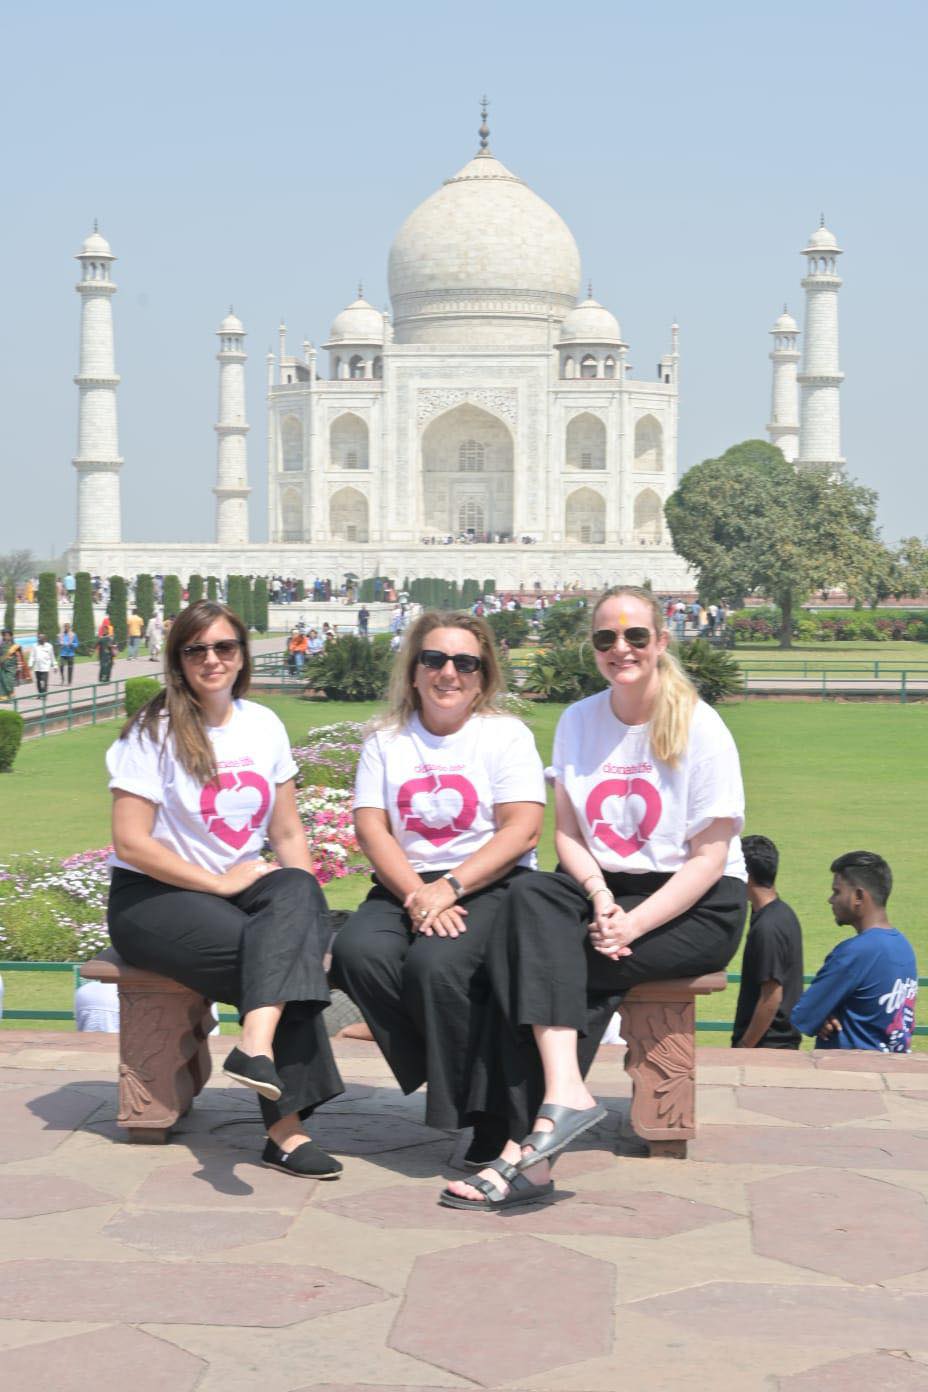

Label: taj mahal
[66,108,845,590]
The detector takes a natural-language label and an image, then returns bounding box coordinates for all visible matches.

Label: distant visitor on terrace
[104,599,345,1180]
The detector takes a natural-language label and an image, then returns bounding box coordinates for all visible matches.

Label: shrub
[108,575,128,650]
[304,634,392,700]
[678,640,742,705]
[124,676,161,718]
[0,851,110,962]
[487,609,530,647]
[540,601,586,645]
[483,578,496,596]
[72,572,95,651]
[37,572,59,648]
[0,709,24,772]
[461,578,481,606]
[162,574,182,619]
[522,641,605,703]
[187,574,204,605]
[135,574,155,624]
[253,577,269,633]
[295,579,305,602]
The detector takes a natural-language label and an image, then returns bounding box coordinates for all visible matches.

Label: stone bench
[620,972,728,1158]
[80,948,215,1144]
[81,949,726,1156]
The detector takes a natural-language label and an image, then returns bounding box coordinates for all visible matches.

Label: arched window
[281,415,303,472]
[634,488,662,543]
[563,356,576,379]
[565,487,605,544]
[458,439,485,472]
[372,356,383,379]
[565,412,606,471]
[329,486,369,543]
[349,354,365,380]
[603,357,616,379]
[634,415,663,472]
[580,354,598,379]
[281,487,302,542]
[330,412,369,470]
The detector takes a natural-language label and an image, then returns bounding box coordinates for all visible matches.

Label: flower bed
[1,722,368,962]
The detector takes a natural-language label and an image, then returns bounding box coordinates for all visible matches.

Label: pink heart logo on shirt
[397,773,478,847]
[200,770,271,850]
[585,777,662,857]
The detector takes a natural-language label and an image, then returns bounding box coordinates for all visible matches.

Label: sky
[1,0,925,559]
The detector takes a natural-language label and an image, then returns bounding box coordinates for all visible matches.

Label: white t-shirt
[354,712,546,872]
[106,699,298,877]
[551,691,746,879]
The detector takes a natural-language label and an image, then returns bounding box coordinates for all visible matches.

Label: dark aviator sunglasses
[181,639,245,663]
[592,626,653,652]
[418,649,484,675]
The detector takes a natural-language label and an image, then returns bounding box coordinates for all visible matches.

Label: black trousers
[330,868,529,1130]
[467,868,747,1137]
[35,671,49,694]
[108,866,344,1127]
[60,657,74,683]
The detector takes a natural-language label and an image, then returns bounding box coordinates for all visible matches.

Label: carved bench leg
[116,981,212,1141]
[622,997,696,1157]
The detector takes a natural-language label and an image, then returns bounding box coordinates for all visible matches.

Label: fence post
[900,671,907,705]
[91,683,97,725]
[821,670,827,701]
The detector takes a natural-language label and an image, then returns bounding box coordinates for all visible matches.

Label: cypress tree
[242,577,254,630]
[37,573,59,648]
[107,576,128,650]
[3,588,14,636]
[73,573,95,652]
[226,575,243,621]
[253,577,269,633]
[162,575,181,619]
[295,579,305,602]
[207,575,218,602]
[483,578,496,596]
[188,574,204,604]
[135,574,154,624]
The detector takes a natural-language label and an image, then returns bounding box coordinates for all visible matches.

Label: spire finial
[93,218,98,233]
[820,211,826,227]
[357,279,364,300]
[587,280,593,301]
[783,302,788,314]
[478,95,490,152]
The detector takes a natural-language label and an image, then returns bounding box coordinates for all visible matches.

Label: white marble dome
[806,223,839,251]
[772,310,798,332]
[560,296,622,344]
[219,310,244,334]
[79,229,113,257]
[388,150,581,345]
[327,296,384,345]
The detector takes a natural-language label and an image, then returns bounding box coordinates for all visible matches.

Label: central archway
[421,403,513,540]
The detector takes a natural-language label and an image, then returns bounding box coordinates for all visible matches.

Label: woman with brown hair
[105,600,344,1178]
[332,610,546,1164]
[442,585,747,1209]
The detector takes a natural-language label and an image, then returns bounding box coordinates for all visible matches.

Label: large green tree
[895,536,928,599]
[0,550,35,634]
[665,440,881,648]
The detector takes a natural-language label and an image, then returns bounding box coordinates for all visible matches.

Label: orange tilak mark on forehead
[618,612,629,626]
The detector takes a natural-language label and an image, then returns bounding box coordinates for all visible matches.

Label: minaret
[73,225,123,544]
[213,309,251,545]
[767,307,800,462]
[797,218,844,472]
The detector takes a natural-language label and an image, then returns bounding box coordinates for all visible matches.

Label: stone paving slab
[2,1032,927,1391]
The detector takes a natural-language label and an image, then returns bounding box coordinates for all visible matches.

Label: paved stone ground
[1,1033,927,1391]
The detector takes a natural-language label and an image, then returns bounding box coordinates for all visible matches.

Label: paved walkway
[2,1033,928,1390]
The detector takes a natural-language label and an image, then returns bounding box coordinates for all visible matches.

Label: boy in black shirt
[732,835,804,1049]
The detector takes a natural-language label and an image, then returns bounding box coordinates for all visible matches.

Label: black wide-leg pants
[330,868,528,1130]
[107,865,344,1128]
[467,868,747,1138]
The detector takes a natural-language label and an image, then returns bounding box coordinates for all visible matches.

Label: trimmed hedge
[731,606,928,644]
[124,676,161,718]
[37,572,59,647]
[162,575,182,619]
[253,577,269,633]
[72,572,95,651]
[207,575,218,602]
[108,575,128,650]
[135,574,155,624]
[0,708,24,772]
[188,574,204,605]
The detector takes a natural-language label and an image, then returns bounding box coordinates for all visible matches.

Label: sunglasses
[418,649,484,675]
[592,627,653,652]
[181,639,245,663]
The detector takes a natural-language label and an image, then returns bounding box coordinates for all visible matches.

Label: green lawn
[2,695,925,1045]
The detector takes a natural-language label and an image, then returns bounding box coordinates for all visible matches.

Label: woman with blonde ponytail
[441,586,748,1211]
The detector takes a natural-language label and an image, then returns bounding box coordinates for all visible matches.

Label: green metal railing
[1,961,924,1034]
[738,666,926,703]
[10,677,136,735]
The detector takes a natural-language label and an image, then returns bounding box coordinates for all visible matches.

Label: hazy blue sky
[1,0,925,557]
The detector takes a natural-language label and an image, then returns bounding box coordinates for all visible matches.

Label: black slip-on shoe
[223,1047,283,1102]
[262,1137,343,1179]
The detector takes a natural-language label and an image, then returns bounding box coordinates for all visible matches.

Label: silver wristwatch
[442,872,465,899]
